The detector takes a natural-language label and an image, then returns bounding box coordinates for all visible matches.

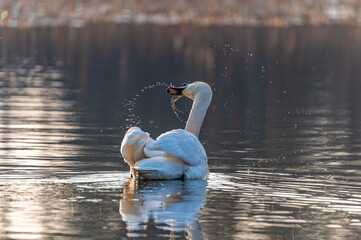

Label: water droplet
[121,82,171,129]
[171,95,186,123]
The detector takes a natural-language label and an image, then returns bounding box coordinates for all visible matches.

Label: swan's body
[121,82,212,180]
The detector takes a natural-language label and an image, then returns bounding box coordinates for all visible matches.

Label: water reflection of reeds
[1,24,361,173]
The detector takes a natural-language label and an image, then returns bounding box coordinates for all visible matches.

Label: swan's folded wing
[151,129,207,166]
[144,136,164,158]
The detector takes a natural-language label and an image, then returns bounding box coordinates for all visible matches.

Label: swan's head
[166,81,212,101]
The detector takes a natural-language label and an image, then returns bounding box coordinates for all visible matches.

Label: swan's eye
[182,83,188,87]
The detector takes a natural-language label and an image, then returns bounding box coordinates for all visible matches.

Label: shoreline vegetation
[1,0,361,28]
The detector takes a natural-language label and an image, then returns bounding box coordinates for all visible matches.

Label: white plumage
[120,81,212,180]
[146,129,207,166]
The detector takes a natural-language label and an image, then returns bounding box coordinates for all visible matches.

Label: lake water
[1,24,361,239]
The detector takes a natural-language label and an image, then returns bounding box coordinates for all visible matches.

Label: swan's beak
[166,85,187,102]
[166,86,186,95]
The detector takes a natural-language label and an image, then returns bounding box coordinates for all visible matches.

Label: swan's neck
[185,94,211,138]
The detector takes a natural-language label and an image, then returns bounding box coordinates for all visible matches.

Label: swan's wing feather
[153,129,206,166]
[144,145,163,152]
[121,127,148,166]
[144,138,164,158]
[122,128,206,166]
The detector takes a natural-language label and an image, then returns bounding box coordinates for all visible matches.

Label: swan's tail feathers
[121,127,148,166]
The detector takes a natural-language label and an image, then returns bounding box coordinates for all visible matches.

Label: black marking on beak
[166,85,186,95]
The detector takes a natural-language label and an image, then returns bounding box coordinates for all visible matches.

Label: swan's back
[146,129,207,166]
[136,129,208,180]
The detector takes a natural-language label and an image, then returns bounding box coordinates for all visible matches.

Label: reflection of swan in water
[119,178,207,239]
[120,82,212,180]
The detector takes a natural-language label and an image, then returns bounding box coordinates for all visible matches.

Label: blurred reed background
[1,0,361,27]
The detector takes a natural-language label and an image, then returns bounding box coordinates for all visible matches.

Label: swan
[120,81,212,180]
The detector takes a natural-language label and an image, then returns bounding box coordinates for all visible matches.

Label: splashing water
[171,95,187,123]
[121,82,188,131]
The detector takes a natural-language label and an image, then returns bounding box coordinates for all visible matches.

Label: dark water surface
[1,24,361,239]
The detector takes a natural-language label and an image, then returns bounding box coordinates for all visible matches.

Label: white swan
[120,81,212,180]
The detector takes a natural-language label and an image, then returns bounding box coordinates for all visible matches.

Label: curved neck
[185,94,211,138]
